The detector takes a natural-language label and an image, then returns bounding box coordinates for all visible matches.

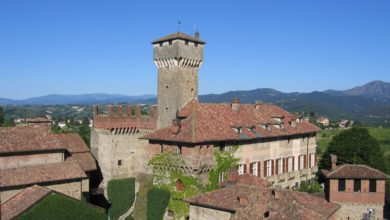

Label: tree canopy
[319,127,389,174]
[0,107,4,126]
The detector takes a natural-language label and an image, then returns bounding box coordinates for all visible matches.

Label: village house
[317,116,330,127]
[322,155,388,220]
[0,125,97,203]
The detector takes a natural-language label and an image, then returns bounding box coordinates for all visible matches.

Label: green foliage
[207,146,239,191]
[0,106,4,126]
[299,180,323,193]
[319,127,389,174]
[107,178,136,220]
[51,123,91,147]
[16,193,106,220]
[147,187,171,220]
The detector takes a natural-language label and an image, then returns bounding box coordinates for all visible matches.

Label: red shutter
[258,162,261,177]
[264,161,267,177]
[249,163,253,174]
[275,159,279,175]
[314,153,317,166]
[271,160,275,176]
[298,156,301,170]
[283,158,286,173]
[292,157,295,171]
[304,155,307,169]
[244,164,247,173]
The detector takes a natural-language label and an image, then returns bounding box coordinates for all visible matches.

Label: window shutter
[244,164,247,173]
[304,155,307,169]
[271,160,275,176]
[249,163,253,174]
[275,159,279,174]
[292,157,295,171]
[283,158,286,173]
[258,162,261,177]
[264,161,267,177]
[314,153,317,166]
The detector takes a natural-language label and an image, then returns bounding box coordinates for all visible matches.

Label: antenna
[177,21,182,33]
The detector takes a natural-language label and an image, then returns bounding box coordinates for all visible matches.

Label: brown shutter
[314,153,317,166]
[271,160,275,176]
[304,155,307,169]
[244,164,247,173]
[249,163,253,174]
[264,161,267,177]
[283,158,286,173]
[292,157,295,171]
[275,159,279,174]
[258,162,261,177]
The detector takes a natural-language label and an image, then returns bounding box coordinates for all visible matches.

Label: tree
[0,107,4,126]
[319,127,389,174]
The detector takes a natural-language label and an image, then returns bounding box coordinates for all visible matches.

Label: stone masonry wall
[189,205,232,220]
[335,203,383,220]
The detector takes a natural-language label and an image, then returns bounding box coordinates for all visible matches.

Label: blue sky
[0,0,389,99]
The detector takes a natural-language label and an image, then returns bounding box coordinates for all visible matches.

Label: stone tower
[152,32,205,128]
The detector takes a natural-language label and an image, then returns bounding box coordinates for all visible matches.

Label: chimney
[171,119,181,134]
[231,98,240,112]
[93,105,99,116]
[195,31,200,39]
[255,100,262,111]
[107,105,114,116]
[330,154,337,170]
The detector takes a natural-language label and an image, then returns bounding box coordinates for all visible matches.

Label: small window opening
[118,160,122,166]
[185,40,189,45]
[264,211,270,218]
[169,40,172,45]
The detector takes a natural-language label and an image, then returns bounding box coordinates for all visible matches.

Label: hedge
[107,178,136,220]
[147,187,171,220]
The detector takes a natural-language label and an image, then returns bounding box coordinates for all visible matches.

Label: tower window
[369,180,376,192]
[185,40,189,45]
[166,85,169,89]
[118,160,122,166]
[169,40,172,45]
[264,211,270,218]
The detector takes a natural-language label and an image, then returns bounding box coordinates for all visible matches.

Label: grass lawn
[107,178,135,220]
[16,193,106,220]
[317,127,390,157]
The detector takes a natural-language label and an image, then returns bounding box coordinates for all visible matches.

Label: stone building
[322,155,388,220]
[186,173,340,220]
[91,31,320,189]
[0,125,96,203]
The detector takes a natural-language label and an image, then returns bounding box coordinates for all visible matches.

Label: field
[317,127,390,157]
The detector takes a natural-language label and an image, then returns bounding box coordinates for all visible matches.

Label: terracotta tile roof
[322,164,389,179]
[65,152,97,172]
[152,32,206,44]
[0,125,89,154]
[143,99,320,144]
[1,185,51,220]
[186,175,340,220]
[0,161,87,188]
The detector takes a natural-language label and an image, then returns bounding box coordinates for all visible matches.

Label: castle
[91,31,319,189]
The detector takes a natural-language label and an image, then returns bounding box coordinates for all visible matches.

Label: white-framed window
[238,164,244,175]
[299,155,305,170]
[277,159,283,175]
[310,153,316,168]
[266,160,272,177]
[252,162,258,176]
[288,157,293,172]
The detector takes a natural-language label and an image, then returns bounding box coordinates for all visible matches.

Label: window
[252,162,258,176]
[266,160,272,177]
[277,159,283,175]
[118,160,122,166]
[185,40,189,45]
[238,164,244,175]
[369,180,377,192]
[299,155,304,170]
[354,179,361,192]
[338,179,346,192]
[288,157,293,172]
[264,211,270,218]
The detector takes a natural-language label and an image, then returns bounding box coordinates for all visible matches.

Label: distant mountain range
[1,80,390,124]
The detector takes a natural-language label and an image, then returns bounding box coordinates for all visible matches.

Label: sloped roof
[322,164,389,179]
[65,152,97,172]
[186,175,340,220]
[1,185,51,220]
[143,99,319,144]
[152,32,205,44]
[0,161,87,188]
